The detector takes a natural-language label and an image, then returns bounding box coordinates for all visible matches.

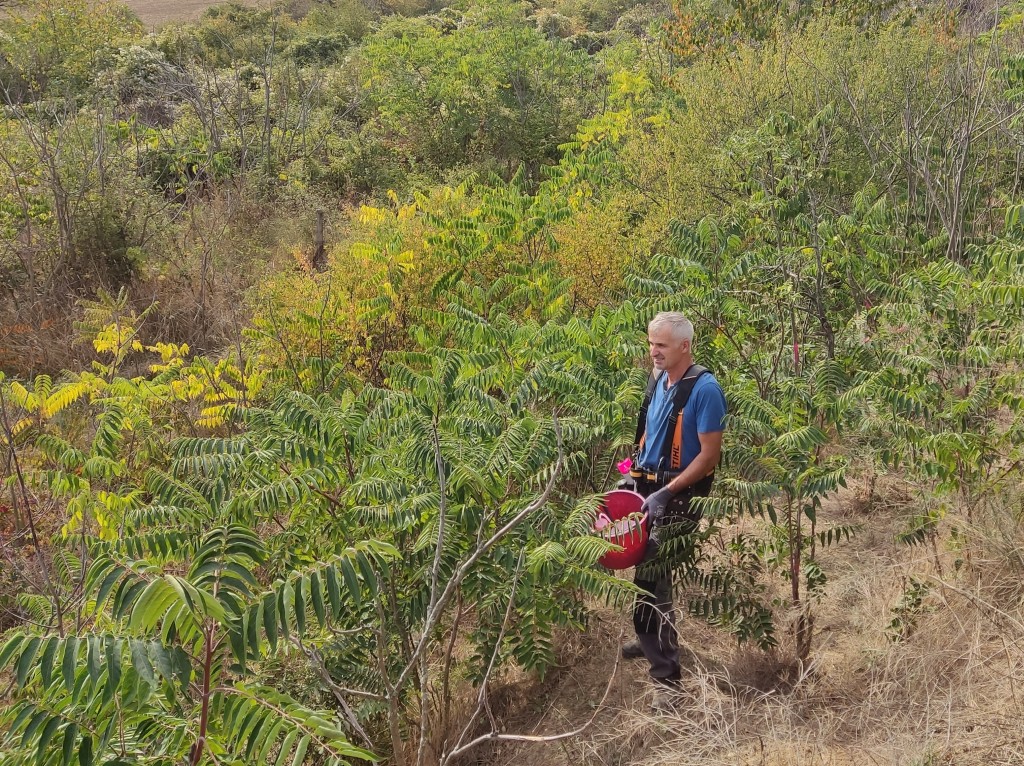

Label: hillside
[1,1,1023,765]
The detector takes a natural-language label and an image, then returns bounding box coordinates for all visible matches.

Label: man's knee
[633,597,661,635]
[633,578,667,634]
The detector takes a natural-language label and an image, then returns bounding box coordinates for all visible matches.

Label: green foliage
[0,0,143,99]
[302,0,374,42]
[886,577,932,642]
[5,0,1024,758]
[665,0,902,63]
[355,2,599,177]
[0,537,383,766]
[861,225,1024,522]
[169,3,298,68]
[1,270,648,760]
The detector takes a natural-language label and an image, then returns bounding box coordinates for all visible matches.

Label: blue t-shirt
[637,370,727,472]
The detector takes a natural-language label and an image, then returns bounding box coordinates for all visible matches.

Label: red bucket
[594,489,648,570]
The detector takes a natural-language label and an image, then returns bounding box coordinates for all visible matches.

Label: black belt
[632,471,715,494]
[629,467,682,486]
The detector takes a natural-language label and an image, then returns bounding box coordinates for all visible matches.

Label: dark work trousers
[632,475,712,686]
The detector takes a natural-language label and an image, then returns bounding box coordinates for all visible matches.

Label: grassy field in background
[126,0,258,25]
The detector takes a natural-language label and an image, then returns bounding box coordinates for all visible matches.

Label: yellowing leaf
[358,206,387,226]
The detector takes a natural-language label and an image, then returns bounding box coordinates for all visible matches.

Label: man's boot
[621,639,645,659]
[651,683,682,713]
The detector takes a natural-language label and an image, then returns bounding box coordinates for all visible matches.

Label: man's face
[648,326,690,371]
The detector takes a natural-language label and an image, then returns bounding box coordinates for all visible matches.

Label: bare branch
[442,626,626,763]
[441,550,526,766]
[291,636,378,746]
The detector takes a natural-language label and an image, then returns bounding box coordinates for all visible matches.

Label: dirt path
[125,0,258,26]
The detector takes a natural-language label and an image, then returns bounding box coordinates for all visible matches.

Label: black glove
[641,486,674,524]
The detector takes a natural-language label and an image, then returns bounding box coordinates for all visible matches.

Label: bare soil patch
[125,0,259,26]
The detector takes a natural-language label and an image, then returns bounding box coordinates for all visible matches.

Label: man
[622,311,726,710]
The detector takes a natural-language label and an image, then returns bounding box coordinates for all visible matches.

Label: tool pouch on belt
[658,474,714,533]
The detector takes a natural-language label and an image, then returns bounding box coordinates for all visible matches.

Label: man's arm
[665,429,723,494]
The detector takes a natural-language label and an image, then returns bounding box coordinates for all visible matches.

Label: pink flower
[617,457,633,475]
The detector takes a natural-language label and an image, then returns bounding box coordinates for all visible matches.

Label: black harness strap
[633,370,663,450]
[661,364,708,469]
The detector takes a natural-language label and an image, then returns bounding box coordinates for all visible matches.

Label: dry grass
[485,478,1024,766]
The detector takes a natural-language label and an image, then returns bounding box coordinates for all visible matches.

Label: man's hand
[641,486,674,523]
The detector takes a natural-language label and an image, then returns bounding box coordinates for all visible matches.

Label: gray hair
[648,312,694,343]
